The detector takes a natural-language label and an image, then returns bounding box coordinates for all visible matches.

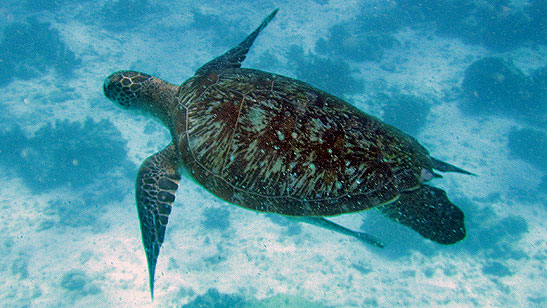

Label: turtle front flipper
[195,9,278,75]
[136,143,181,298]
[377,185,466,245]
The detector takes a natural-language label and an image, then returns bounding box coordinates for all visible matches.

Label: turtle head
[103,70,178,125]
[104,70,156,109]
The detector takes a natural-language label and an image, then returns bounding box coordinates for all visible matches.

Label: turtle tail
[431,157,476,176]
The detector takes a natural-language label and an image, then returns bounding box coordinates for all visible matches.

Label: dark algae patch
[0,118,131,192]
[0,18,80,86]
[460,57,546,127]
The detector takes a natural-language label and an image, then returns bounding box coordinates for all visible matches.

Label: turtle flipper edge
[377,185,466,245]
[136,143,181,299]
[296,216,385,248]
[195,9,278,75]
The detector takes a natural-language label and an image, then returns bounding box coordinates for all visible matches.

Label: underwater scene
[0,0,545,307]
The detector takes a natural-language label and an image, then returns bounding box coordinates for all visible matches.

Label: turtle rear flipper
[296,217,385,248]
[377,185,466,245]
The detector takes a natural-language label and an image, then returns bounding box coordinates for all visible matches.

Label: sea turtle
[103,9,473,297]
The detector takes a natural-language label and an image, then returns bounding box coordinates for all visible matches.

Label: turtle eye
[103,72,126,105]
[104,71,151,108]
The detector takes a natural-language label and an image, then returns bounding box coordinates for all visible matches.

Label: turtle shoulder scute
[190,68,288,100]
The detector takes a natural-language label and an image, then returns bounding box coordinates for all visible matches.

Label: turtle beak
[103,72,123,102]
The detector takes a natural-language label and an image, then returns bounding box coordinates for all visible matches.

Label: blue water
[0,1,545,307]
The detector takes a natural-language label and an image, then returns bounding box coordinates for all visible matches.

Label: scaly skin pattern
[135,143,181,298]
[104,70,179,126]
[172,68,435,216]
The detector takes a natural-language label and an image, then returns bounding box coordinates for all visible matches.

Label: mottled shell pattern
[171,68,434,216]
